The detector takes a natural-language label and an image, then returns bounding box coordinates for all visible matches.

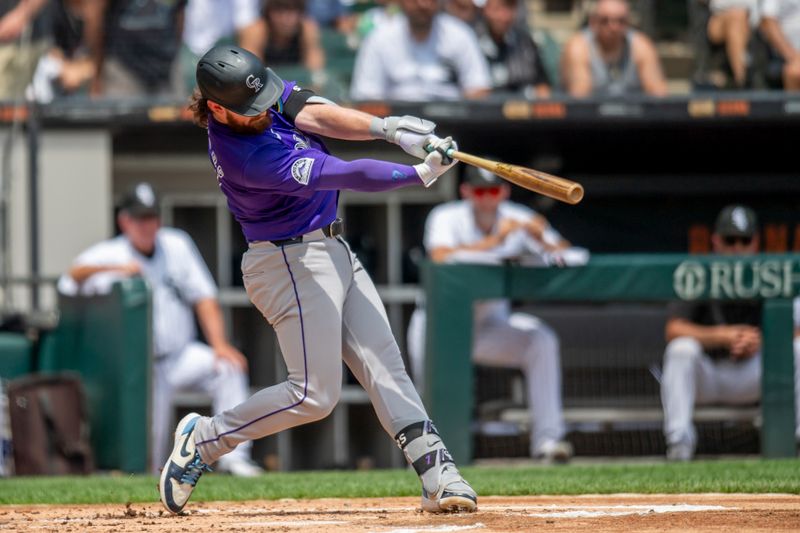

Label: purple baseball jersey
[207,82,420,242]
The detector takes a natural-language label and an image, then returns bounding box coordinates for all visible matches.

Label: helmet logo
[246,74,263,92]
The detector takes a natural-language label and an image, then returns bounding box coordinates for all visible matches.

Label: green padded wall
[39,278,152,472]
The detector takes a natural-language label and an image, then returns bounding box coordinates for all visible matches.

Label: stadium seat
[532,28,563,90]
[320,28,357,85]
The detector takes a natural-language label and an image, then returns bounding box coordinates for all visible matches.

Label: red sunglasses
[472,186,502,198]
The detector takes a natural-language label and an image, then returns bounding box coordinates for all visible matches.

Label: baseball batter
[159,45,477,514]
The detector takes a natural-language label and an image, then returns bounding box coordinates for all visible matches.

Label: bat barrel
[450,150,584,205]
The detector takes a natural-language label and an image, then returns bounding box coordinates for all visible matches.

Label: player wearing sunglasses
[406,163,576,463]
[661,204,800,461]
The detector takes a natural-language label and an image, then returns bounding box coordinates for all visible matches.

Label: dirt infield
[1,494,798,532]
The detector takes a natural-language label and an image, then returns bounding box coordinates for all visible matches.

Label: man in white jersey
[58,182,262,477]
[408,165,579,463]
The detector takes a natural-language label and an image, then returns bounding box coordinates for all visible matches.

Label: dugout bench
[422,254,798,464]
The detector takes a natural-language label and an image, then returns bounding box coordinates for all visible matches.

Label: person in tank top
[560,0,667,98]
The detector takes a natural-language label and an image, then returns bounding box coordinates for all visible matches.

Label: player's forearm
[69,264,122,284]
[429,236,503,263]
[319,157,419,192]
[294,104,377,141]
[665,318,730,350]
[195,298,229,350]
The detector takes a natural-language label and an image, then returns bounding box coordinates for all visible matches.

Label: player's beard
[225,111,272,135]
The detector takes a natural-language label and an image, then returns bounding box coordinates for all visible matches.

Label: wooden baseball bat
[448,150,584,205]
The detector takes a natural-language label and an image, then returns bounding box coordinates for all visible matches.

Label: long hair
[188,88,210,128]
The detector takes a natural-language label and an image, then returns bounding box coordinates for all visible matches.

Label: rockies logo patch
[291,157,315,185]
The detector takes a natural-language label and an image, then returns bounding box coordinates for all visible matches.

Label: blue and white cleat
[158,412,212,514]
[420,462,478,513]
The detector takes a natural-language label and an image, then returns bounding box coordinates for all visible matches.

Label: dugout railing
[422,254,798,464]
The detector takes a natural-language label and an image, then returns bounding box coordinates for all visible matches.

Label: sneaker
[216,455,264,478]
[421,463,477,513]
[666,442,694,462]
[158,412,212,514]
[535,440,574,464]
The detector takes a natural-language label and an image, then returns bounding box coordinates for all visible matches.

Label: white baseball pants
[193,236,428,464]
[661,336,800,450]
[151,341,251,472]
[407,308,566,456]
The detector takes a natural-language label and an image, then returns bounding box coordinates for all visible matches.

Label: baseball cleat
[158,412,211,514]
[420,463,477,513]
[535,440,574,464]
[394,421,478,513]
[666,442,694,462]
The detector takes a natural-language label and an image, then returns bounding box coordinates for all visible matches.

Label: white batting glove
[370,115,437,160]
[413,137,458,187]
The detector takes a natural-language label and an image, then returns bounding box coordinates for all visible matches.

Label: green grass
[1,459,799,505]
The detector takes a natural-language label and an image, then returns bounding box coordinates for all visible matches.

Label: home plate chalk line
[525,504,732,518]
[182,502,733,530]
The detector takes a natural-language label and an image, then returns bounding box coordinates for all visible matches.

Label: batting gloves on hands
[413,137,458,187]
[371,115,441,160]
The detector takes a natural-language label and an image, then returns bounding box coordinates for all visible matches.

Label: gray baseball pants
[193,232,428,463]
[661,336,800,449]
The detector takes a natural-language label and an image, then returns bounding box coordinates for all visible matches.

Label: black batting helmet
[196,45,284,116]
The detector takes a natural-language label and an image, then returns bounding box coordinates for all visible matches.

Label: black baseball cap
[463,164,502,187]
[196,45,284,116]
[119,182,160,218]
[714,204,758,237]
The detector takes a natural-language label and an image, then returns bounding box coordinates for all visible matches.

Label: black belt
[270,218,344,247]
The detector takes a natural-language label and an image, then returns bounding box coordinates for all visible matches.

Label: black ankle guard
[412,447,454,476]
[394,420,440,450]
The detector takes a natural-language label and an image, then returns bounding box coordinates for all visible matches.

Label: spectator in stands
[180,0,263,96]
[560,0,667,98]
[705,0,759,88]
[306,0,355,34]
[407,165,589,464]
[0,0,51,100]
[83,0,187,98]
[352,0,400,48]
[351,0,491,101]
[29,0,97,102]
[255,0,327,90]
[345,1,399,66]
[759,0,800,91]
[445,0,479,26]
[58,182,264,477]
[660,205,800,461]
[475,0,551,98]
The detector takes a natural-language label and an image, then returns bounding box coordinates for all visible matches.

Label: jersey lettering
[210,146,225,183]
[293,132,310,150]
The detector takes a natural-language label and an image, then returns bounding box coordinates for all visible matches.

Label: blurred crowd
[1,0,799,104]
